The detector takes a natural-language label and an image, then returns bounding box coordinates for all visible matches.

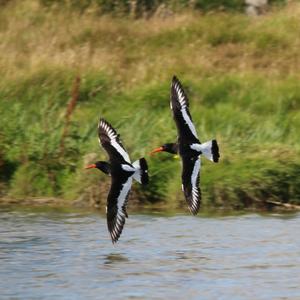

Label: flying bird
[150,76,219,215]
[86,118,149,243]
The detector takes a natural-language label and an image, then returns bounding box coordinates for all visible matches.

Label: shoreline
[1,196,300,214]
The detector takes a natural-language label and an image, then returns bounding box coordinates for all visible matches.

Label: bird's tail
[132,158,149,185]
[199,140,220,163]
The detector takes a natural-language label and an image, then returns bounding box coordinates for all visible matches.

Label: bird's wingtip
[98,118,114,131]
[99,117,106,124]
[172,75,178,83]
[98,117,104,128]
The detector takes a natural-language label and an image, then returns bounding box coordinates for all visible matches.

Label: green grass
[0,0,299,210]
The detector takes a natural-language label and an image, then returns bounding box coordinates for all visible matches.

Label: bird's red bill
[85,164,96,169]
[150,147,163,155]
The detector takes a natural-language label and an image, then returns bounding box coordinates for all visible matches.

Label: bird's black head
[85,161,111,175]
[150,143,178,155]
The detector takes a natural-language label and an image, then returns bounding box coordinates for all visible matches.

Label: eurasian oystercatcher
[86,118,149,243]
[150,76,220,215]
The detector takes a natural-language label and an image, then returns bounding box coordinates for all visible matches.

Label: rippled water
[0,206,299,300]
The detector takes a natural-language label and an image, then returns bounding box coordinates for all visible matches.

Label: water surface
[0,206,299,299]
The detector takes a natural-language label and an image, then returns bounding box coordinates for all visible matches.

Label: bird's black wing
[181,155,201,215]
[170,76,200,144]
[106,174,132,243]
[98,118,131,163]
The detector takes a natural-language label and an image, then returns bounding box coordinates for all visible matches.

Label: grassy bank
[1,0,300,210]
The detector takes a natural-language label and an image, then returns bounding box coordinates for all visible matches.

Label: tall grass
[0,0,299,209]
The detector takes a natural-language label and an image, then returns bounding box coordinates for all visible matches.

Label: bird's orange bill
[150,147,163,155]
[85,164,96,169]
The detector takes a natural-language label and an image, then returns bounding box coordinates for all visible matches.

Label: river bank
[1,195,300,214]
[1,1,300,209]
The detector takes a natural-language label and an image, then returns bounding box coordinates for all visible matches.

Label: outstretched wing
[170,76,200,143]
[181,155,201,215]
[98,118,131,163]
[106,175,133,243]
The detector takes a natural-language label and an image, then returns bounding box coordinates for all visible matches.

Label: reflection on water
[104,253,130,265]
[0,206,300,299]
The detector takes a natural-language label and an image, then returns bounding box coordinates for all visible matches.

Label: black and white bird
[86,118,148,243]
[150,76,219,215]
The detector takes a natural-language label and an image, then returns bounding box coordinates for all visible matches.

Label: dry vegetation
[1,1,300,85]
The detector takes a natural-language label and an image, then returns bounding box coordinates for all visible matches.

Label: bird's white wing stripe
[117,177,132,214]
[181,108,198,139]
[191,157,201,206]
[191,158,200,186]
[174,83,198,139]
[111,140,131,163]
